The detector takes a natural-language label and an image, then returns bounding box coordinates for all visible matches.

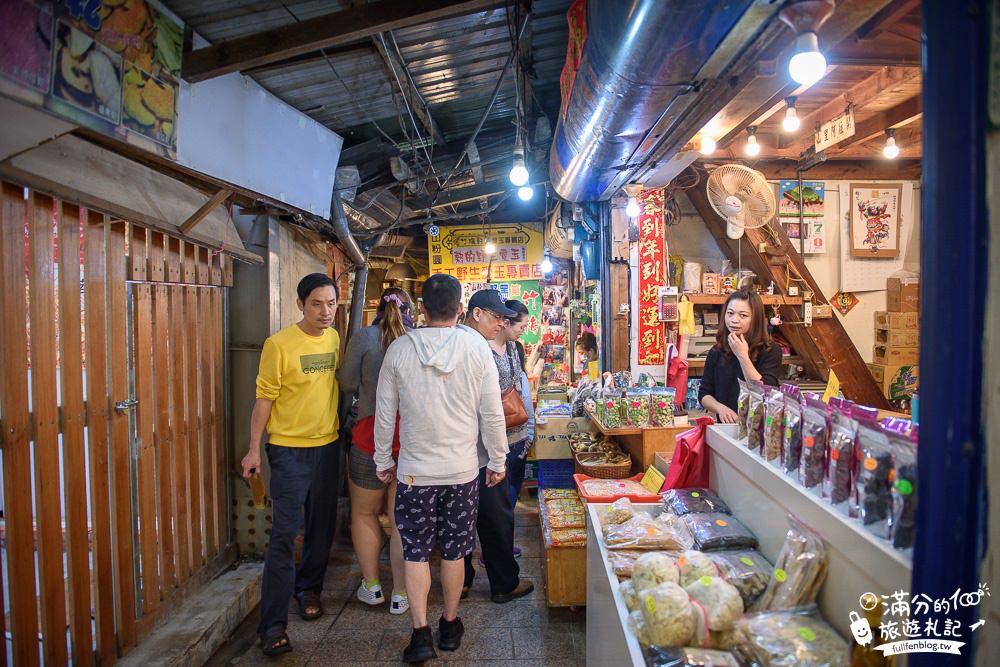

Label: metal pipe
[434,11,530,198]
[329,185,365,266]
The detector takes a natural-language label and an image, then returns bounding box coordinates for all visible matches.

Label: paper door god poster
[850,183,901,258]
[637,188,666,365]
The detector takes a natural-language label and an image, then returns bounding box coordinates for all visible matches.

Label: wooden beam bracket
[179,190,232,235]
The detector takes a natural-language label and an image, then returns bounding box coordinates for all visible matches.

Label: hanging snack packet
[823,399,857,507]
[855,420,895,539]
[888,424,918,550]
[780,385,803,476]
[849,406,880,519]
[746,380,766,454]
[649,387,677,427]
[737,379,751,440]
[798,394,830,490]
[762,387,785,463]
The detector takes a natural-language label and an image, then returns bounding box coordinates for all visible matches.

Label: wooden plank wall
[0,181,232,664]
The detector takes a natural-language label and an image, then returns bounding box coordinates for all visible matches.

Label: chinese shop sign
[637,189,666,365]
[461,280,542,349]
[428,223,544,282]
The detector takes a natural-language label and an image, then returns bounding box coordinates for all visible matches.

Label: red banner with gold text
[637,189,666,365]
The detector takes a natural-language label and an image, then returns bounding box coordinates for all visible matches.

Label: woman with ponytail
[337,287,414,614]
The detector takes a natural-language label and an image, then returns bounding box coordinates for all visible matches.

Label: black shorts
[394,479,479,562]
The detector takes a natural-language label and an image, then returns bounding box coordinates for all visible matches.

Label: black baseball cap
[468,289,517,318]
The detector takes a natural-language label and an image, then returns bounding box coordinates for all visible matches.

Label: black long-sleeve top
[698,344,783,413]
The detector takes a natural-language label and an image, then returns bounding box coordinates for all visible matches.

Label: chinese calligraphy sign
[637,188,666,365]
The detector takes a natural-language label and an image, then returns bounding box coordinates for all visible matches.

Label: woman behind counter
[698,290,782,423]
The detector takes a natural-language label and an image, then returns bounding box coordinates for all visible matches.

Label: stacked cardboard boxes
[868,279,919,401]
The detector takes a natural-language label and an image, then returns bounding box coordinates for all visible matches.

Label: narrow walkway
[214,495,587,666]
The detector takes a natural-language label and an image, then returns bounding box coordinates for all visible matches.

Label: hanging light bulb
[623,183,643,219]
[699,135,717,155]
[788,32,827,85]
[517,185,534,201]
[782,97,801,133]
[540,250,553,274]
[745,127,761,157]
[883,128,899,159]
[484,239,496,255]
[508,136,529,186]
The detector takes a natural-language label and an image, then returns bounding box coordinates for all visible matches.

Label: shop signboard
[636,188,666,365]
[814,106,855,152]
[0,0,183,159]
[428,223,544,282]
[460,280,542,351]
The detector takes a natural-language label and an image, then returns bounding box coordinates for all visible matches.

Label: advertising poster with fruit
[460,280,542,353]
[0,0,183,159]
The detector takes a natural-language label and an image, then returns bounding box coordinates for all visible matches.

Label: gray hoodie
[373,326,508,483]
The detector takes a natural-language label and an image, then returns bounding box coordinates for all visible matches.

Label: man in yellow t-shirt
[241,273,341,656]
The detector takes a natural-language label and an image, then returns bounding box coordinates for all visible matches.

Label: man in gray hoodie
[374,274,507,664]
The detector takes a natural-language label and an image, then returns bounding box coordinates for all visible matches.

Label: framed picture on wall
[849,183,901,258]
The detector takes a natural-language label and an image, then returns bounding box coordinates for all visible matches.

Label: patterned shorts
[394,479,479,562]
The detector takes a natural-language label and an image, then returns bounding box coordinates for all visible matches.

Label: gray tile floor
[216,496,587,666]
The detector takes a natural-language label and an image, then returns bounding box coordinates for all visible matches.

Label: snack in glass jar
[662,487,731,516]
[746,381,766,453]
[762,388,784,463]
[649,387,677,427]
[683,512,758,551]
[798,394,829,490]
[737,379,750,440]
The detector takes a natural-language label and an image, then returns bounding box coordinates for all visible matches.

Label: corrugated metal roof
[165,0,571,148]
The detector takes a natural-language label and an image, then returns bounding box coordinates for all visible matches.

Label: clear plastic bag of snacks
[754,516,827,611]
[685,575,744,631]
[707,549,772,609]
[650,387,677,427]
[662,488,731,516]
[677,549,720,587]
[798,395,829,490]
[889,424,917,550]
[606,512,695,551]
[745,381,766,453]
[780,385,802,476]
[737,380,750,440]
[683,513,758,551]
[762,388,784,463]
[823,399,857,507]
[735,605,848,667]
[855,421,894,540]
[625,388,652,427]
[633,552,680,591]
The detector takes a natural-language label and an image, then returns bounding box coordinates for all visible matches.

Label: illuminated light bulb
[883,130,899,159]
[517,185,534,201]
[788,32,827,85]
[699,136,717,155]
[484,240,496,255]
[508,155,529,186]
[703,117,722,136]
[540,254,553,274]
[745,130,761,157]
[625,196,640,218]
[782,106,800,133]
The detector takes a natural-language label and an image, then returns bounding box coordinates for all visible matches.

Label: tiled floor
[214,495,587,666]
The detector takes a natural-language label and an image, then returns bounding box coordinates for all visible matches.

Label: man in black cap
[459,289,535,603]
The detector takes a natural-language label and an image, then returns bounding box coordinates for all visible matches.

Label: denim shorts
[394,479,479,562]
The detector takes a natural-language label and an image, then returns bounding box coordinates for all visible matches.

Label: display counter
[586,408,687,474]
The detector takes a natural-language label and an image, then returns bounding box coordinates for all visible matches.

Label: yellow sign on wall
[427,223,544,282]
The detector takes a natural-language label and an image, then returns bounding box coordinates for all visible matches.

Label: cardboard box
[536,385,570,407]
[873,344,919,366]
[868,362,919,400]
[534,416,596,459]
[654,451,672,477]
[874,311,919,330]
[874,327,920,348]
[887,278,919,312]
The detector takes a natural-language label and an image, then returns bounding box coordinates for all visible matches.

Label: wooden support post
[179,189,231,235]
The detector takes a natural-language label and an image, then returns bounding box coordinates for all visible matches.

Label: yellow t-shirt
[255,323,340,447]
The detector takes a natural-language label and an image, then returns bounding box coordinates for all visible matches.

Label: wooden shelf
[687,355,804,369]
[684,293,803,305]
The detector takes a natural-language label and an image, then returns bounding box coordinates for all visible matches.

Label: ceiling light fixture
[699,135,717,155]
[484,239,496,255]
[782,97,801,133]
[779,1,835,86]
[517,185,534,201]
[623,183,643,219]
[540,249,553,274]
[883,128,899,159]
[745,127,761,157]
[508,135,529,186]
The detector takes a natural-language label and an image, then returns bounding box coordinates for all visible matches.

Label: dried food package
[662,488,732,516]
[798,395,829,490]
[847,406,880,519]
[889,425,918,550]
[549,527,587,546]
[855,422,894,539]
[683,513,758,551]
[607,512,695,551]
[608,549,645,578]
[762,388,784,463]
[542,488,580,500]
[677,550,721,587]
[633,552,680,591]
[547,512,586,529]
[685,576,744,631]
[780,386,803,476]
[754,517,827,611]
[581,478,652,498]
[601,390,626,429]
[640,582,696,647]
[823,401,858,507]
[745,381,766,453]
[650,387,677,427]
[546,498,585,514]
[737,380,750,441]
[626,389,652,427]
[619,579,640,612]
[629,609,651,646]
[611,371,634,389]
[735,606,848,667]
[645,646,747,667]
[707,550,772,609]
[607,497,637,525]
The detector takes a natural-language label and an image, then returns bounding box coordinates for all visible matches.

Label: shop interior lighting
[623,183,643,219]
[782,97,801,133]
[517,185,534,201]
[699,135,717,155]
[483,239,496,255]
[883,128,899,159]
[779,1,835,86]
[508,136,529,186]
[540,250,553,274]
[745,126,761,157]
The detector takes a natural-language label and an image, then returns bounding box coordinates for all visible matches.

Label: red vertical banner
[637,189,666,365]
[559,0,587,118]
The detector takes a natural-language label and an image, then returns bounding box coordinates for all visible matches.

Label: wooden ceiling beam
[736,158,921,181]
[856,0,920,40]
[779,65,920,150]
[830,95,922,151]
[181,0,506,83]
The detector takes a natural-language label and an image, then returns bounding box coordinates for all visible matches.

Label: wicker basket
[574,452,632,479]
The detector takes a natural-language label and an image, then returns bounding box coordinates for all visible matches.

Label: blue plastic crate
[537,458,576,489]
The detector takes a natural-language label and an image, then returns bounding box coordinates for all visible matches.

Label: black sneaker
[403,626,437,664]
[438,616,465,651]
